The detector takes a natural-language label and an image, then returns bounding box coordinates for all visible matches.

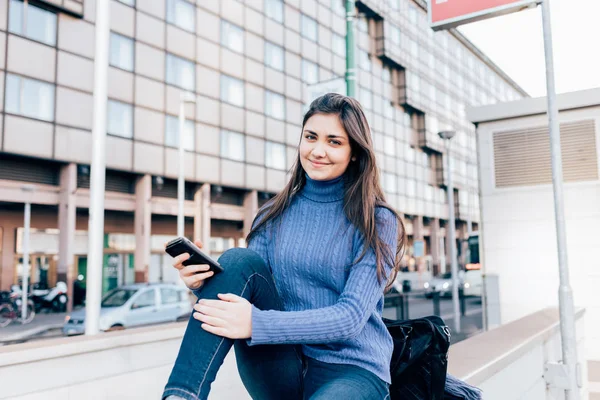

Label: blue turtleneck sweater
[247,174,398,384]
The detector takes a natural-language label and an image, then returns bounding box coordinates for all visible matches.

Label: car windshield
[441,272,452,279]
[101,289,137,307]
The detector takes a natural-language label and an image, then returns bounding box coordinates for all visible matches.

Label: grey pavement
[0,311,66,344]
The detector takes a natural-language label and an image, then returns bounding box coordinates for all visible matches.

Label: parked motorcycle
[11,282,68,313]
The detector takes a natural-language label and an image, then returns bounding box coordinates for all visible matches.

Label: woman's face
[299,113,353,181]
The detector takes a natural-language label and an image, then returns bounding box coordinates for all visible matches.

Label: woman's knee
[217,248,269,276]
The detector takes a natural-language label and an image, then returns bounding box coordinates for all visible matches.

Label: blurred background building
[0,0,527,296]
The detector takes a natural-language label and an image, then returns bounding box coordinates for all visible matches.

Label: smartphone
[165,237,224,274]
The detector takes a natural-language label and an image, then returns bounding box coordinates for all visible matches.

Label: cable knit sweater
[247,174,398,384]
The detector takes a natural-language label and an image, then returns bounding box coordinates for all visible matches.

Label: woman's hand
[170,240,214,291]
[193,293,253,339]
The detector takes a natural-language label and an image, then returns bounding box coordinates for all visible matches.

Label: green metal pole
[345,0,356,97]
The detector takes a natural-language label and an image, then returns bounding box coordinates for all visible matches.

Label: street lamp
[21,184,35,322]
[178,92,196,238]
[438,130,460,334]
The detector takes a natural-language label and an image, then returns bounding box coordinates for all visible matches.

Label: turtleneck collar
[300,173,345,203]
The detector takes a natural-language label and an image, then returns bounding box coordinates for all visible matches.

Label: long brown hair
[247,93,406,291]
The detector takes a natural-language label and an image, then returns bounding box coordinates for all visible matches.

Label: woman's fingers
[180,264,210,277]
[194,239,204,249]
[172,253,190,270]
[193,312,226,327]
[183,271,214,286]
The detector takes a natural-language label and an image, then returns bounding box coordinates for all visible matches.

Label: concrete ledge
[448,307,585,387]
[0,322,187,367]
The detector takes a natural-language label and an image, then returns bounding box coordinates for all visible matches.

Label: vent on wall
[493,119,599,188]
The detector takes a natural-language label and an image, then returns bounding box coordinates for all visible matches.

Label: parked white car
[63,283,191,335]
[462,269,483,297]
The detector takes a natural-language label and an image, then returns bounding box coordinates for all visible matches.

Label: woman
[163,93,406,400]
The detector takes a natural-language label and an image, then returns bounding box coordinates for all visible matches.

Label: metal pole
[21,202,30,321]
[446,140,461,333]
[85,0,110,336]
[177,98,185,238]
[345,0,356,97]
[541,0,579,396]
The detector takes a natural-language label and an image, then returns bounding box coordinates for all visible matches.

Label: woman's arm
[249,208,398,345]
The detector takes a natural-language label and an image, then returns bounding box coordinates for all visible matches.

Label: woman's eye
[305,135,316,140]
[330,140,341,146]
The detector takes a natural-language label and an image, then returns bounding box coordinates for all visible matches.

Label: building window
[265,91,285,120]
[221,75,245,107]
[8,0,57,46]
[302,59,319,84]
[221,20,244,53]
[332,33,345,57]
[221,130,245,161]
[265,42,284,71]
[359,49,371,72]
[384,173,397,193]
[117,0,135,6]
[5,74,54,121]
[166,53,195,91]
[107,100,133,138]
[265,0,283,23]
[166,0,195,32]
[265,141,286,170]
[301,15,318,42]
[357,17,369,34]
[109,33,134,71]
[390,25,401,46]
[165,115,195,151]
[332,0,345,15]
[384,136,396,156]
[358,87,372,110]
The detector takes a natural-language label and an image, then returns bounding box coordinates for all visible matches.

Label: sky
[457,0,600,98]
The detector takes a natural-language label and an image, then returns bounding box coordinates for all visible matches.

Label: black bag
[384,316,451,400]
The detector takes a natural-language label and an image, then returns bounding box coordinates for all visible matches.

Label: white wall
[477,106,600,360]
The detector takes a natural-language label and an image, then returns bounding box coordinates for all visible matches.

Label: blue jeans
[163,248,389,400]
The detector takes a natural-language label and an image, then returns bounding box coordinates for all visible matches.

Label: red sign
[429,0,538,31]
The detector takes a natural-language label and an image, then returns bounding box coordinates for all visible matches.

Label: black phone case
[165,237,224,273]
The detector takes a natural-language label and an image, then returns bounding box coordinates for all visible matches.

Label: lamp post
[178,92,196,238]
[439,130,460,334]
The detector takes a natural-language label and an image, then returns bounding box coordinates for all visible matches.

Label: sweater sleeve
[249,207,399,345]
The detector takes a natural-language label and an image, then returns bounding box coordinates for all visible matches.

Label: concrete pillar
[413,215,424,240]
[1,224,17,291]
[243,190,258,239]
[430,218,441,275]
[58,163,77,312]
[194,184,211,247]
[134,175,152,283]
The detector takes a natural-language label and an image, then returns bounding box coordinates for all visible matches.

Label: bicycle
[0,291,35,328]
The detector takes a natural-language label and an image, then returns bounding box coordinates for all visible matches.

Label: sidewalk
[0,311,65,344]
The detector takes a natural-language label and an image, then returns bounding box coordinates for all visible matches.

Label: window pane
[107,100,133,138]
[359,50,371,71]
[133,290,156,308]
[166,54,195,91]
[220,75,245,107]
[384,173,397,193]
[302,59,319,84]
[110,33,134,71]
[266,141,286,170]
[5,74,55,121]
[384,136,396,156]
[265,0,283,23]
[166,0,195,32]
[390,25,401,46]
[160,288,179,305]
[165,115,195,151]
[332,33,345,57]
[221,20,244,53]
[359,87,372,110]
[221,130,245,161]
[265,91,285,120]
[9,0,57,46]
[117,0,135,6]
[301,15,318,41]
[265,42,284,71]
